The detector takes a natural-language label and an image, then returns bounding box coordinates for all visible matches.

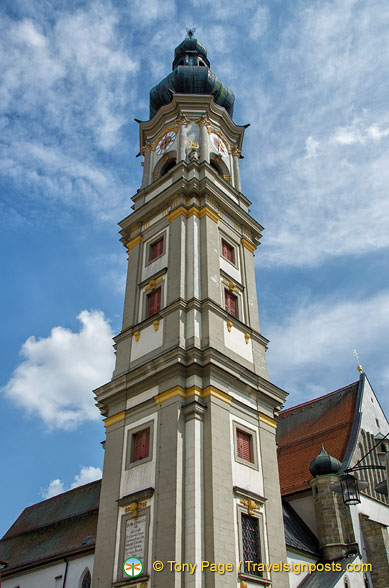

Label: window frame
[233,422,259,470]
[221,239,235,264]
[126,421,154,470]
[225,288,238,318]
[220,234,239,269]
[146,287,162,318]
[145,232,166,267]
[237,504,268,583]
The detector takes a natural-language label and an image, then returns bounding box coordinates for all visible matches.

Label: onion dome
[309,445,342,477]
[149,34,235,119]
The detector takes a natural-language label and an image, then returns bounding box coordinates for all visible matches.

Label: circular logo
[156,131,176,154]
[123,557,143,577]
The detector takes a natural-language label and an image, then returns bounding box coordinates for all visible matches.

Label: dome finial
[309,445,341,477]
[185,27,196,39]
[353,349,363,374]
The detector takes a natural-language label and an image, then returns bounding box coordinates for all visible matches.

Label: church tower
[92,34,288,588]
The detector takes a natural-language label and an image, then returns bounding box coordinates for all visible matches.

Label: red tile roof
[277,382,359,496]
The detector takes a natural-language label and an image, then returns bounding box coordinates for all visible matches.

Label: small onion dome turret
[309,445,342,477]
[149,36,235,119]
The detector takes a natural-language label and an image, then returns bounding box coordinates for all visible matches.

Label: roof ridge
[3,507,99,540]
[280,381,359,415]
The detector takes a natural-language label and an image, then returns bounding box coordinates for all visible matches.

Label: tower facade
[93,36,288,588]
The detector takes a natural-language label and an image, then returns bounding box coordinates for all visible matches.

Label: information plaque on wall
[124,514,146,561]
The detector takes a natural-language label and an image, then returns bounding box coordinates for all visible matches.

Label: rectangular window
[149,237,164,261]
[147,288,161,317]
[222,239,234,263]
[241,514,262,576]
[132,428,150,462]
[225,289,237,317]
[236,429,253,463]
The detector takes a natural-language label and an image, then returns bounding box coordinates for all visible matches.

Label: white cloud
[42,465,102,499]
[0,3,139,221]
[42,479,65,499]
[70,465,103,488]
[3,310,115,430]
[242,0,389,267]
[332,121,389,145]
[305,136,319,158]
[266,291,389,411]
[249,5,269,41]
[129,0,176,23]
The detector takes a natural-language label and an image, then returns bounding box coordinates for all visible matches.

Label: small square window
[225,289,238,317]
[149,237,164,261]
[222,239,234,263]
[132,428,150,462]
[236,429,253,463]
[147,288,161,317]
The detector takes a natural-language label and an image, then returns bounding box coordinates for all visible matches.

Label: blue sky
[1,0,388,535]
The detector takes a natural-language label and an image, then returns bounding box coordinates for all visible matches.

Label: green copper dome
[309,445,342,477]
[149,36,235,119]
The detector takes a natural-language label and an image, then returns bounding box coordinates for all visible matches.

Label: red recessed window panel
[132,428,150,462]
[225,289,237,317]
[147,288,161,317]
[150,238,164,261]
[222,240,234,263]
[237,429,253,462]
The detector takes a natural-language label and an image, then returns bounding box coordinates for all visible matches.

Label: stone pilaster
[310,475,358,561]
[232,148,241,192]
[360,514,389,588]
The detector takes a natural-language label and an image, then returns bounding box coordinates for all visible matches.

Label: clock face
[210,132,228,157]
[156,131,176,155]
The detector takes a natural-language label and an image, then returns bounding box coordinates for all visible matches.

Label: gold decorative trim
[177,115,190,126]
[222,277,239,293]
[241,237,256,253]
[232,147,242,157]
[227,320,232,333]
[144,276,164,292]
[194,115,210,127]
[134,331,140,342]
[244,333,250,344]
[153,320,159,332]
[202,386,232,404]
[154,385,232,405]
[167,205,219,224]
[104,411,125,428]
[126,235,142,252]
[125,501,147,518]
[141,143,152,155]
[223,175,232,182]
[240,498,261,515]
[154,386,186,404]
[258,412,278,429]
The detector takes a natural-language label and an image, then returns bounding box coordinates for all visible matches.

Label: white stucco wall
[2,554,94,588]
